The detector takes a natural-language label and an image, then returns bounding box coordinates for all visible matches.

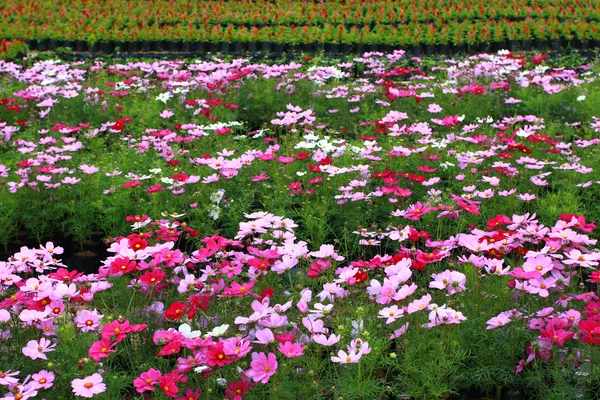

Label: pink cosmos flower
[486,311,512,329]
[159,109,174,119]
[331,349,361,364]
[378,305,403,324]
[72,373,106,398]
[427,103,443,113]
[0,370,20,386]
[563,249,600,268]
[22,338,56,360]
[246,352,278,384]
[74,309,104,332]
[78,164,99,174]
[312,333,340,346]
[402,201,434,220]
[31,370,55,390]
[134,368,162,393]
[278,341,304,358]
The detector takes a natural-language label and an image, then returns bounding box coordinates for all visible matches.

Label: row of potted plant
[11,19,600,49]
[4,0,600,27]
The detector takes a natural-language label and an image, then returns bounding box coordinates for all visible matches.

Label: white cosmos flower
[205,324,229,338]
[178,323,201,338]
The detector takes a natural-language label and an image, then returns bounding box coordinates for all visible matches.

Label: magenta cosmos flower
[71,373,106,398]
[246,352,278,384]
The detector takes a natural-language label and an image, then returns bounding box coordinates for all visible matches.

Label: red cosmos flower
[102,320,132,342]
[531,54,547,65]
[157,341,182,357]
[123,179,141,188]
[225,379,251,399]
[486,214,512,230]
[176,388,201,400]
[508,143,532,154]
[247,258,271,271]
[457,200,480,215]
[48,268,83,282]
[584,302,600,319]
[274,333,295,344]
[171,172,189,182]
[346,270,368,286]
[295,152,309,160]
[590,271,600,284]
[539,325,574,346]
[159,375,179,398]
[165,301,186,320]
[88,338,116,361]
[223,281,256,297]
[416,249,446,264]
[308,164,321,172]
[109,257,137,275]
[318,158,332,166]
[126,215,149,223]
[186,294,210,319]
[206,342,235,367]
[167,159,180,166]
[408,228,430,242]
[579,319,600,344]
[259,287,274,302]
[127,235,148,251]
[307,258,332,278]
[139,269,166,286]
[147,183,163,194]
[559,214,596,232]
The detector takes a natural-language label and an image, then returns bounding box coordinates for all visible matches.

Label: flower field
[1,49,600,399]
[1,0,600,53]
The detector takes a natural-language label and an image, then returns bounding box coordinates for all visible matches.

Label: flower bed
[1,50,600,398]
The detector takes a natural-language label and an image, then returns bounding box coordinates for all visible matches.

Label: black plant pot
[355,43,365,55]
[340,43,351,54]
[129,41,140,52]
[437,44,449,56]
[26,39,37,50]
[49,39,59,50]
[62,40,73,50]
[248,42,257,54]
[324,43,339,54]
[522,39,532,51]
[37,39,49,51]
[192,42,204,53]
[209,42,219,53]
[260,42,271,52]
[411,45,422,56]
[478,42,491,54]
[222,42,231,53]
[74,40,86,52]
[274,43,284,53]
[70,251,100,274]
[425,44,435,55]
[102,41,114,54]
[169,41,181,52]
[506,40,517,52]
[233,41,243,54]
[181,41,191,53]
[551,39,562,51]
[580,39,589,50]
[532,39,545,50]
